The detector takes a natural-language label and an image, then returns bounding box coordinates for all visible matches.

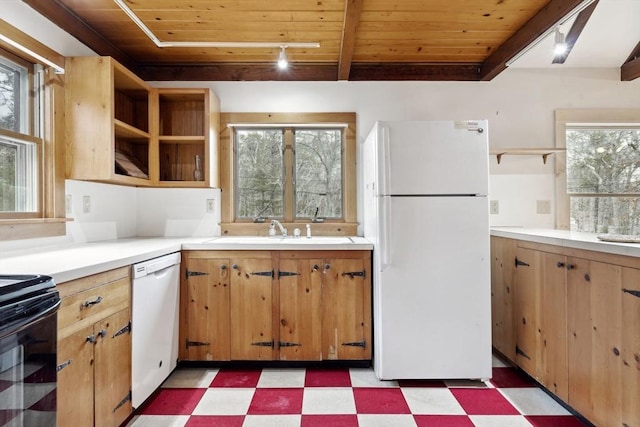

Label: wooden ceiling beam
[347,64,479,81]
[621,41,640,81]
[337,0,364,81]
[21,0,137,72]
[479,0,590,81]
[553,0,599,64]
[137,63,338,81]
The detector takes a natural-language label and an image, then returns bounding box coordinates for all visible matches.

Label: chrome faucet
[270,219,287,237]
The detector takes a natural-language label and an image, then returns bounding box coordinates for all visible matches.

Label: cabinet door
[621,267,640,427]
[57,325,95,427]
[514,248,542,377]
[568,259,623,427]
[322,258,371,360]
[94,309,132,427]
[230,258,274,360]
[278,259,322,360]
[539,252,568,400]
[182,257,230,361]
[490,237,517,361]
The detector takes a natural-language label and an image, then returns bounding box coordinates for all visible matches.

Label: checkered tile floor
[127,355,586,427]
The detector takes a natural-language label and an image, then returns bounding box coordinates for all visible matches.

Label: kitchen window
[220,113,356,235]
[555,109,640,234]
[0,23,66,241]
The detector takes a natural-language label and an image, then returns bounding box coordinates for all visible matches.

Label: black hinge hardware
[56,359,73,372]
[623,288,640,298]
[278,341,301,348]
[113,391,132,413]
[251,340,275,347]
[186,340,210,348]
[515,345,531,360]
[515,258,530,268]
[342,340,366,348]
[342,271,366,278]
[186,270,209,279]
[251,270,274,278]
[278,271,301,278]
[113,321,131,338]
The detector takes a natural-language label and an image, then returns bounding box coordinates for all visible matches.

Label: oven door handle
[0,298,61,339]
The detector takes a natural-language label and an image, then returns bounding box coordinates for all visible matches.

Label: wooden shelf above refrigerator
[489,148,566,164]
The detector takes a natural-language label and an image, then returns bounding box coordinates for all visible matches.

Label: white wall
[4,1,640,244]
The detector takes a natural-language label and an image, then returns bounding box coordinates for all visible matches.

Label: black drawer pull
[82,296,103,308]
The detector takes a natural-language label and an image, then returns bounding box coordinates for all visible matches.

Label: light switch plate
[537,200,551,214]
[490,200,499,215]
[206,198,215,213]
[65,194,72,214]
[82,195,91,214]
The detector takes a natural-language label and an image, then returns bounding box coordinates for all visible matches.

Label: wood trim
[348,63,479,81]
[479,0,587,81]
[221,222,358,237]
[0,19,65,71]
[621,41,640,81]
[0,220,66,241]
[20,0,137,72]
[337,0,363,81]
[138,63,338,81]
[552,0,598,64]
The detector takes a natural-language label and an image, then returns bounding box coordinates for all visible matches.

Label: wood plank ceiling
[22,0,615,81]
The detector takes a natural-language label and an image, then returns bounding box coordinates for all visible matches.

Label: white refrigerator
[362,120,491,380]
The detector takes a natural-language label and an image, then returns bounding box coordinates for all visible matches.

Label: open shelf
[489,148,566,164]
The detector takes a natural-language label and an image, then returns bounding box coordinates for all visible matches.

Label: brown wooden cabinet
[180,250,371,362]
[57,267,132,427]
[491,236,640,427]
[490,236,516,362]
[65,56,219,187]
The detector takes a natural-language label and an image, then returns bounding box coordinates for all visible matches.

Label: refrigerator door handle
[380,196,392,271]
[380,126,391,195]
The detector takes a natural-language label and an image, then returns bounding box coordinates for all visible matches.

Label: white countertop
[491,227,640,258]
[0,236,373,285]
[182,236,373,251]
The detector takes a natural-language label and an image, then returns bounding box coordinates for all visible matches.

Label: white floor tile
[257,368,306,388]
[469,415,533,426]
[302,388,356,414]
[192,388,254,415]
[161,368,218,388]
[401,388,466,415]
[125,415,189,427]
[357,414,418,427]
[492,354,511,368]
[499,388,571,416]
[242,414,301,426]
[349,368,399,388]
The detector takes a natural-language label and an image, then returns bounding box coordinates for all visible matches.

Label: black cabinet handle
[557,261,565,268]
[82,296,103,308]
[566,263,575,270]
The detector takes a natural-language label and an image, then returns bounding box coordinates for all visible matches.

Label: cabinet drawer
[58,276,130,339]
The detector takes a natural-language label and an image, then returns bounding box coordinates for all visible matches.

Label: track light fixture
[553,28,568,55]
[277,46,288,69]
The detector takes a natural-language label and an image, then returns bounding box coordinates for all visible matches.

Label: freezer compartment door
[373,196,491,379]
[376,121,488,196]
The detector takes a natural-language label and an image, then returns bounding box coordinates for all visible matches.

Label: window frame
[220,112,357,236]
[0,21,66,241]
[554,109,640,230]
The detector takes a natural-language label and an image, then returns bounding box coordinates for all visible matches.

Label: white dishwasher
[131,252,181,408]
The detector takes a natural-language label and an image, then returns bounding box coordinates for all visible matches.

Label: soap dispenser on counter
[306,224,312,238]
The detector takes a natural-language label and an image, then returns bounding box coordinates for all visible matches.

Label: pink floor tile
[210,369,261,388]
[304,368,352,387]
[28,389,56,411]
[526,415,588,426]
[301,414,359,426]
[450,388,519,415]
[185,415,245,426]
[490,367,536,388]
[0,380,13,393]
[353,387,411,414]
[247,388,304,415]
[414,414,475,427]
[139,388,206,415]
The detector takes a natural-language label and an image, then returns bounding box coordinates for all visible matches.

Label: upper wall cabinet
[65,56,219,187]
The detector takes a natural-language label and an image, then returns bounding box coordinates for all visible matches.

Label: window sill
[0,218,69,241]
[222,222,358,237]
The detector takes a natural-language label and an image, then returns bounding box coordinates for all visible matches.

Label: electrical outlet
[537,199,551,214]
[206,198,215,213]
[82,195,91,214]
[490,200,499,215]
[65,194,72,214]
